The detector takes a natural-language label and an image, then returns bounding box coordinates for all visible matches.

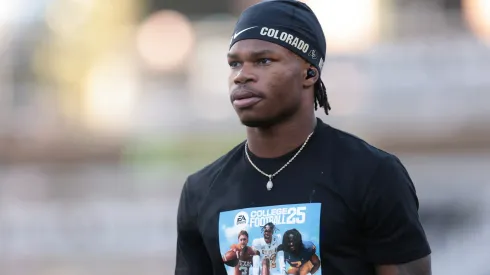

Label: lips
[232,90,263,109]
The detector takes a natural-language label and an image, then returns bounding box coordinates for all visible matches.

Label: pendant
[266,180,273,191]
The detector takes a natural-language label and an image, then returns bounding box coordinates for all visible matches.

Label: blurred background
[0,0,489,274]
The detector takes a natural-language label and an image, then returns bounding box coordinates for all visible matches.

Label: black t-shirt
[175,118,431,275]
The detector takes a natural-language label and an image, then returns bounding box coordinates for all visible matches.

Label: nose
[233,63,257,85]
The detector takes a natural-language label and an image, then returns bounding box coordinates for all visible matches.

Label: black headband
[229,0,326,72]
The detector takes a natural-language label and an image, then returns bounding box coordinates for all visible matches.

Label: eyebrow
[227,49,276,59]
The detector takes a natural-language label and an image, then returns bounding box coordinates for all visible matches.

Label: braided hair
[261,222,279,234]
[314,79,331,115]
[281,228,304,253]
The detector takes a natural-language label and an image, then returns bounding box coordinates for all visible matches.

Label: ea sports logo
[234,211,249,227]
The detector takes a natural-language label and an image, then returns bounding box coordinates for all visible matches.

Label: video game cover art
[219,203,322,275]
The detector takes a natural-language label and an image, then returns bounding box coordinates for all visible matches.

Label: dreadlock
[282,228,304,253]
[261,222,279,234]
[314,80,331,115]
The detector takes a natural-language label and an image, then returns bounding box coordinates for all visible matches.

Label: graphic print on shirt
[219,203,322,275]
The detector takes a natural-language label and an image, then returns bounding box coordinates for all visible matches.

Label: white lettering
[260,27,268,36]
[291,37,298,47]
[319,58,324,70]
[303,44,309,53]
[249,207,307,227]
[267,28,276,37]
[297,40,304,49]
[279,32,288,41]
[258,27,310,53]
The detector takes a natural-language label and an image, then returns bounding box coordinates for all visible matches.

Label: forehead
[239,235,247,238]
[229,39,292,57]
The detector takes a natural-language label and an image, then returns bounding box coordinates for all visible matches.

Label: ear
[303,67,319,88]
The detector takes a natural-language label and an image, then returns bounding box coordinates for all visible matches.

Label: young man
[250,223,284,275]
[175,1,431,275]
[223,230,256,275]
[278,229,321,275]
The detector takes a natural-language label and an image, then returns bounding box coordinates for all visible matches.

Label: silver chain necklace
[244,131,314,191]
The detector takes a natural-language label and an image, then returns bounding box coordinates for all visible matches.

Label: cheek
[228,73,235,89]
[266,70,301,99]
[265,72,284,93]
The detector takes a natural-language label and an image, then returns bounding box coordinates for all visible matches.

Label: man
[278,229,321,275]
[175,0,431,275]
[223,230,256,275]
[250,223,284,275]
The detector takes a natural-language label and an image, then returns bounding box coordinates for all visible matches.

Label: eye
[257,58,272,65]
[228,61,240,68]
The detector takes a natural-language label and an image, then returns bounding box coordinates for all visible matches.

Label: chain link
[245,131,314,182]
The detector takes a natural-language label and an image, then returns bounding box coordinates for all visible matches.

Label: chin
[240,119,271,128]
[238,113,290,128]
[239,117,278,128]
[235,102,301,128]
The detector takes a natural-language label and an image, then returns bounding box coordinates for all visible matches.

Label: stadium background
[0,0,489,274]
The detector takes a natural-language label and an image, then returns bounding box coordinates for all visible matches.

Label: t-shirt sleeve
[361,155,431,265]
[304,241,316,255]
[175,179,213,275]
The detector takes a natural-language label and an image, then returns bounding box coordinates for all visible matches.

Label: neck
[246,113,316,158]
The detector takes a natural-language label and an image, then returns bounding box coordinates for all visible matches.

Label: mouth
[231,90,263,109]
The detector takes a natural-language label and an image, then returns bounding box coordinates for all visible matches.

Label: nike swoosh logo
[233,26,258,39]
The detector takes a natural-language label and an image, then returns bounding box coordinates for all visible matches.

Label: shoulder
[303,241,315,250]
[322,124,410,208]
[327,125,402,180]
[315,120,395,170]
[274,234,282,242]
[330,126,414,192]
[330,125,394,164]
[185,141,246,193]
[330,128,421,215]
[246,246,256,255]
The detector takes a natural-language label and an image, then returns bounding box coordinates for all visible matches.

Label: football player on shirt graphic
[225,230,256,275]
[251,222,286,275]
[278,229,321,275]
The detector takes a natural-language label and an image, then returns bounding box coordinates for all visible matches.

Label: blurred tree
[33,0,142,130]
